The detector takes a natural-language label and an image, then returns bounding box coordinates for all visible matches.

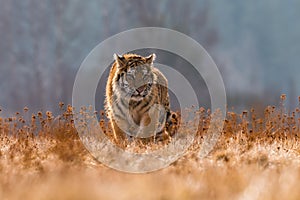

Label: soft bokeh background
[1,0,300,115]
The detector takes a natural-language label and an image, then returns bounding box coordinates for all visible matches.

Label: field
[1,96,300,200]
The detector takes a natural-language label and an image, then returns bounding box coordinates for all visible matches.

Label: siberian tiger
[105,53,178,146]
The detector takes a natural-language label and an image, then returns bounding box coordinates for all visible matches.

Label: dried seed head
[100,110,105,117]
[67,105,73,113]
[199,107,205,113]
[59,102,65,109]
[24,107,29,112]
[280,94,287,101]
[242,110,248,117]
[37,111,43,117]
[46,111,53,120]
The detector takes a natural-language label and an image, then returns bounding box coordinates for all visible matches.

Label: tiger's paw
[166,111,180,137]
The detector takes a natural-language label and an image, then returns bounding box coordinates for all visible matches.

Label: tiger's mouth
[131,85,150,100]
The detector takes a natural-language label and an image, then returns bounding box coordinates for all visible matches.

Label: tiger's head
[113,53,156,101]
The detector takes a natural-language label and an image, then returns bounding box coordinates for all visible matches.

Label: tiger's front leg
[136,105,166,140]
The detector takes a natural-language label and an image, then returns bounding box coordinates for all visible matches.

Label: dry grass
[1,96,300,200]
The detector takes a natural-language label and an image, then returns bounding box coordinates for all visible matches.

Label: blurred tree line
[0,0,216,114]
[1,0,300,115]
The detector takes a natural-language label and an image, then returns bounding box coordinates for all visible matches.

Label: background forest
[1,0,300,115]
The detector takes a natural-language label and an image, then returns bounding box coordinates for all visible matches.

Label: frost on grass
[1,97,300,199]
[75,106,198,173]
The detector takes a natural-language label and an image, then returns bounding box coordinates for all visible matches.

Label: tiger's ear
[145,53,156,64]
[113,53,126,68]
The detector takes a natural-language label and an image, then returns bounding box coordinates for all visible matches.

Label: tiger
[105,53,178,146]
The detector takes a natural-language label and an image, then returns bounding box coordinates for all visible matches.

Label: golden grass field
[1,96,300,200]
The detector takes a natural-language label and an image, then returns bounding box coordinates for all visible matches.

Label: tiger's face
[120,65,153,100]
[114,54,156,101]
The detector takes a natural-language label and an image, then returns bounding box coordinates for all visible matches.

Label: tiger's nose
[136,85,146,93]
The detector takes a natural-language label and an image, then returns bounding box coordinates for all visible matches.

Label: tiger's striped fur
[105,53,178,145]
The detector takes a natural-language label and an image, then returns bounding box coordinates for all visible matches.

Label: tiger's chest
[128,95,155,125]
